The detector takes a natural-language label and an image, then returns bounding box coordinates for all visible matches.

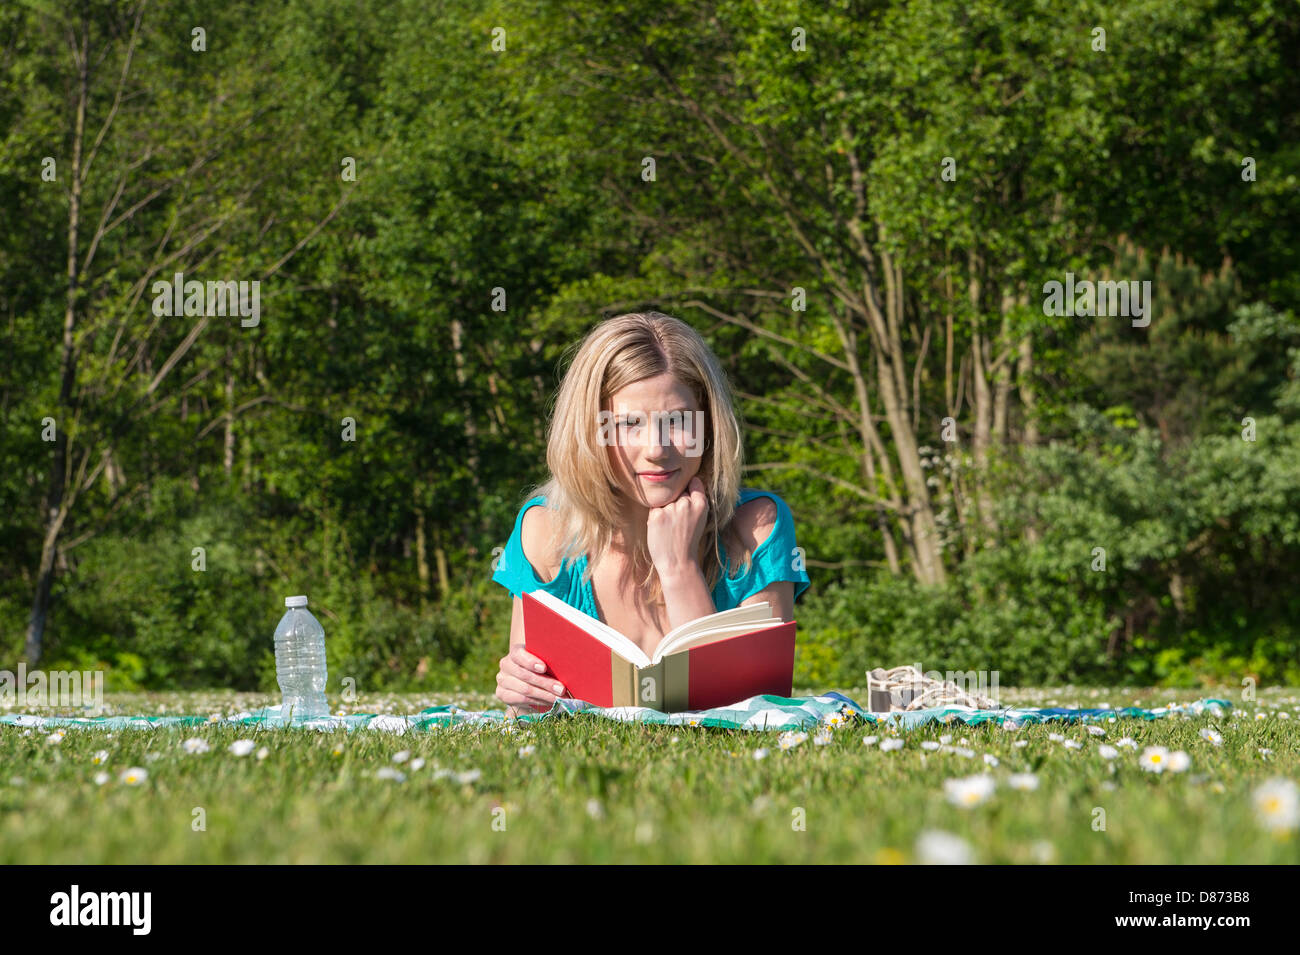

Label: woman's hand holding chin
[645,475,709,579]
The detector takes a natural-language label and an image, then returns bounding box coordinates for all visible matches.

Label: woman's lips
[639,469,679,483]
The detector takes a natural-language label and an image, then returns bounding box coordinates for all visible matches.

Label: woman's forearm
[659,563,717,633]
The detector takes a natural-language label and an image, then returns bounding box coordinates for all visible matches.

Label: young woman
[491,311,811,716]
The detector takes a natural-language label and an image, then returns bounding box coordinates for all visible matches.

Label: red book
[523,589,796,711]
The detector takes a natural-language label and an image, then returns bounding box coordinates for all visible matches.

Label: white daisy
[1048,732,1064,742]
[753,748,770,760]
[1031,840,1056,863]
[409,758,425,771]
[119,767,148,785]
[182,738,210,754]
[1116,737,1138,749]
[862,736,878,746]
[983,754,999,767]
[1252,778,1299,832]
[518,744,536,757]
[778,731,808,751]
[91,749,109,764]
[944,774,996,807]
[1013,740,1029,748]
[392,750,411,763]
[915,830,974,865]
[1063,740,1083,750]
[921,741,940,751]
[228,739,255,756]
[880,739,904,752]
[1086,725,1106,736]
[812,728,834,746]
[1167,750,1191,772]
[1199,728,1223,746]
[375,767,406,782]
[1098,744,1119,760]
[1140,746,1170,772]
[93,771,110,785]
[256,747,269,760]
[1007,773,1039,791]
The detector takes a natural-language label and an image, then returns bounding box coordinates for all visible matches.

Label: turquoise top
[491,487,811,621]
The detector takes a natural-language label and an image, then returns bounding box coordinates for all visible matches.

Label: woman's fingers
[505,647,566,696]
[496,671,559,709]
[509,643,549,673]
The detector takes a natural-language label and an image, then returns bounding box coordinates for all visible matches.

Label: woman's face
[601,372,706,506]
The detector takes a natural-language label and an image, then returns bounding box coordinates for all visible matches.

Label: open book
[523,589,796,712]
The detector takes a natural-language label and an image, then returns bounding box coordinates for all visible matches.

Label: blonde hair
[524,311,753,607]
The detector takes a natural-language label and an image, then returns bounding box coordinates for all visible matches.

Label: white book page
[655,602,775,657]
[650,618,783,664]
[525,589,652,667]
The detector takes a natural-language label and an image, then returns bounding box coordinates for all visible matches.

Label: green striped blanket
[0,692,1232,733]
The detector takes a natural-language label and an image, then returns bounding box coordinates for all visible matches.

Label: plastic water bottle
[273,595,329,721]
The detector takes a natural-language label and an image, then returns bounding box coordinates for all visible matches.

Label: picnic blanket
[0,693,1233,733]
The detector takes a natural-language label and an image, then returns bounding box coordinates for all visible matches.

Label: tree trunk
[27,22,89,665]
[530,338,547,447]
[1017,330,1039,448]
[433,525,451,597]
[223,359,235,476]
[862,244,946,586]
[486,372,504,434]
[865,446,902,575]
[966,251,997,540]
[451,317,483,558]
[415,505,431,609]
[872,344,946,585]
[944,260,956,418]
[992,305,1012,448]
[827,305,909,578]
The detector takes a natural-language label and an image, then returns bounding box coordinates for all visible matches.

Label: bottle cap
[285,595,308,608]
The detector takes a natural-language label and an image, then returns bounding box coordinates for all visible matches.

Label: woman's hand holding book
[496,643,567,718]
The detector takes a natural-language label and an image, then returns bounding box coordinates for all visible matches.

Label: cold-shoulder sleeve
[491,496,549,598]
[725,490,812,605]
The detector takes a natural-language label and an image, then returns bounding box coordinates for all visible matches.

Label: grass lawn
[2,686,1297,864]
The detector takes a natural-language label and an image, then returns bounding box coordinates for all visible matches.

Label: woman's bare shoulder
[730,494,779,554]
[520,502,561,582]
